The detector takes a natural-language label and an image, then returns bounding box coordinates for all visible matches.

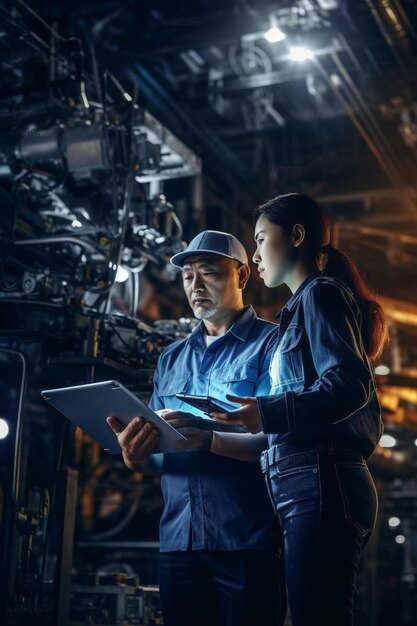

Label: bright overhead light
[264,26,286,43]
[395,535,406,545]
[388,516,401,528]
[72,219,82,228]
[288,46,314,62]
[0,418,9,440]
[375,365,390,376]
[379,434,396,448]
[330,73,342,87]
[116,266,129,283]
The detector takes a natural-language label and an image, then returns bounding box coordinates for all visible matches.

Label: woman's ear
[292,223,306,248]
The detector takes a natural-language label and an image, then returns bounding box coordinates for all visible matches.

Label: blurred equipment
[0,4,200,625]
[70,575,163,626]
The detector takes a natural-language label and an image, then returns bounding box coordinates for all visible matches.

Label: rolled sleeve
[259,282,375,434]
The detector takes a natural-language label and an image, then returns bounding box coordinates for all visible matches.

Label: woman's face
[252,214,295,288]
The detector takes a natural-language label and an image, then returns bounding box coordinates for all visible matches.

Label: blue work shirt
[149,305,279,552]
[257,273,383,459]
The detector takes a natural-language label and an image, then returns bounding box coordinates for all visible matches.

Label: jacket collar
[275,271,322,319]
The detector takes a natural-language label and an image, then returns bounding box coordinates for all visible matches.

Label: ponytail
[320,245,388,360]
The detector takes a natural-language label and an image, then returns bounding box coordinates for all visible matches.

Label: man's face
[182,254,246,320]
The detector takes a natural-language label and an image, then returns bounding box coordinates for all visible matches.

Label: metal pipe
[14,237,100,253]
[332,52,405,178]
[317,185,415,203]
[313,57,401,185]
[363,0,409,75]
[0,348,27,606]
[338,223,417,245]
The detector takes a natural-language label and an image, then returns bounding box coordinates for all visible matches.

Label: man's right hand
[106,416,160,470]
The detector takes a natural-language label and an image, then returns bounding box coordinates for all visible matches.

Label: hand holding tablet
[41,380,187,455]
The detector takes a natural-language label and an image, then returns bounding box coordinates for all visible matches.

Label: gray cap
[170,230,248,269]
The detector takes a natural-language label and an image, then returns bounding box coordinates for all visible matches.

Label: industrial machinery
[0,4,201,624]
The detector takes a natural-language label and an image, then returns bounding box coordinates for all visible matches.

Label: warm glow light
[379,434,396,448]
[0,418,9,440]
[264,26,286,43]
[288,46,314,61]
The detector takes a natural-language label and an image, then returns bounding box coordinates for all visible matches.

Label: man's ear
[292,223,306,248]
[238,263,251,290]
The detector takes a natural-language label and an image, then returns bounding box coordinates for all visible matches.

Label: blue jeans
[159,548,286,626]
[261,436,378,626]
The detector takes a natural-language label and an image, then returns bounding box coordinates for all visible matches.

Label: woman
[212,193,388,626]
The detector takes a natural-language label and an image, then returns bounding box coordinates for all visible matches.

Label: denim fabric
[159,548,286,626]
[257,273,383,460]
[261,436,378,626]
[149,305,280,552]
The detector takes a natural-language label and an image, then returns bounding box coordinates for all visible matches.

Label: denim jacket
[257,273,383,459]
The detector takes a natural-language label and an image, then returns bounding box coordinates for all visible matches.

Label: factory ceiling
[1,0,416,310]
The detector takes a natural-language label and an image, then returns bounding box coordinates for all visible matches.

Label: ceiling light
[388,516,401,528]
[379,434,396,448]
[264,26,286,43]
[330,73,342,87]
[395,535,405,544]
[375,365,390,376]
[288,46,314,62]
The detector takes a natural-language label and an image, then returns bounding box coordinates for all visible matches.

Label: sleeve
[147,358,164,472]
[210,432,268,462]
[148,359,165,412]
[254,329,278,396]
[257,282,375,434]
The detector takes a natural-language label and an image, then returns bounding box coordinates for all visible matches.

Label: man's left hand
[162,410,213,450]
[210,394,263,434]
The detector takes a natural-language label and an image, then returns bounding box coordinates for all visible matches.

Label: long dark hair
[254,193,388,360]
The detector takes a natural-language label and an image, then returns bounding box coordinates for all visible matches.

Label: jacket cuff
[257,391,296,434]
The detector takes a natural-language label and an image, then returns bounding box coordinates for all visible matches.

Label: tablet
[41,380,187,455]
[175,394,229,415]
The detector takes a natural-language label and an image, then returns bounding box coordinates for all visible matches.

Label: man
[107,231,285,626]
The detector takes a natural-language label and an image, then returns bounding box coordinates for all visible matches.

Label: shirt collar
[275,271,322,319]
[186,305,257,347]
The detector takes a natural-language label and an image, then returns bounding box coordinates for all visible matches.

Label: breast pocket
[158,375,190,399]
[270,324,305,390]
[213,358,259,397]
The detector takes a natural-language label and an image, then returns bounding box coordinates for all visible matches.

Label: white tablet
[41,379,187,455]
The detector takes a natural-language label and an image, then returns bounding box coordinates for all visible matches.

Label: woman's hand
[162,409,213,450]
[210,394,263,434]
